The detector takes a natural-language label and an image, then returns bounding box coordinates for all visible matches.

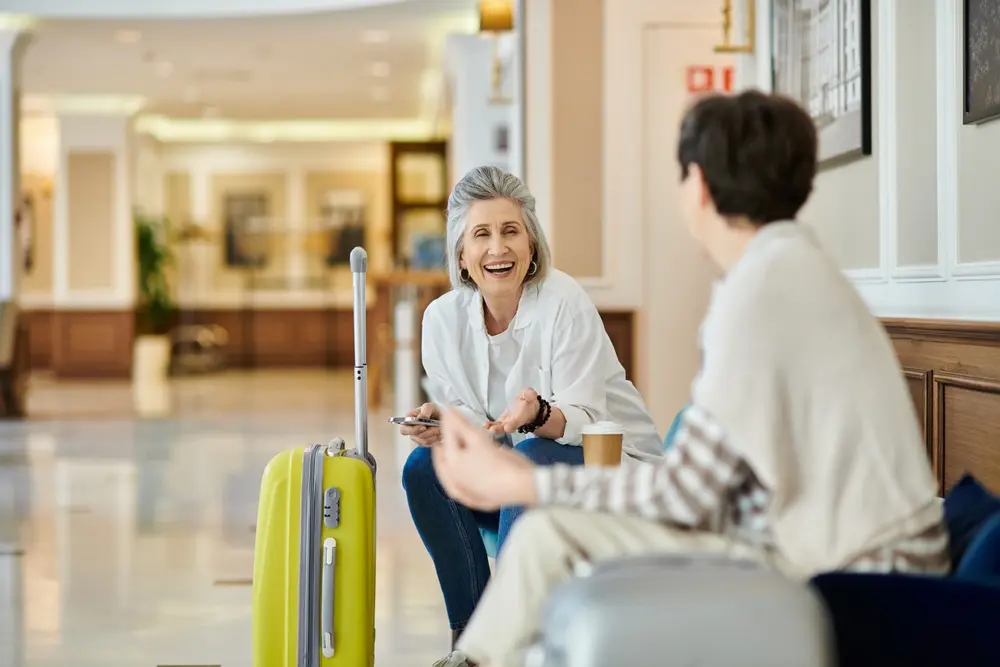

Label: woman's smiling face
[460,198,533,300]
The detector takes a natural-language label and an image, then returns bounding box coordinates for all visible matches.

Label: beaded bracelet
[517,395,551,434]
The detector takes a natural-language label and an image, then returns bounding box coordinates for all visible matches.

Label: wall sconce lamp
[478,0,514,105]
[714,0,756,54]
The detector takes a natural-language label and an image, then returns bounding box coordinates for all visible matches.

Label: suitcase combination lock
[323,487,342,529]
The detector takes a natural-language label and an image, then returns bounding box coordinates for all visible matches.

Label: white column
[285,167,307,290]
[522,0,553,242]
[53,111,135,308]
[444,33,512,181]
[507,0,526,180]
[0,22,32,304]
[394,290,419,469]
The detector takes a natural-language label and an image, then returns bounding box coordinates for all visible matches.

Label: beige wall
[163,171,190,228]
[640,24,731,428]
[895,0,938,267]
[548,0,604,278]
[734,0,1000,318]
[800,158,881,271]
[958,104,1000,263]
[66,151,116,291]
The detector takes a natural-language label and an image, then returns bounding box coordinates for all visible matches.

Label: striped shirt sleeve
[534,404,748,530]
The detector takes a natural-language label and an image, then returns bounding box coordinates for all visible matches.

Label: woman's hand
[399,402,442,447]
[433,408,538,511]
[485,388,541,435]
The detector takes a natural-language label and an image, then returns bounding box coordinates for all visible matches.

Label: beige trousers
[456,507,780,667]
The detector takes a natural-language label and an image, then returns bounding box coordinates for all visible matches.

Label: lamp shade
[479,0,514,32]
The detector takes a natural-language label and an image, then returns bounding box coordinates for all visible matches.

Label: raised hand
[433,408,537,511]
[485,388,540,436]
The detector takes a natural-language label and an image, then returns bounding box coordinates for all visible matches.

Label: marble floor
[0,370,450,667]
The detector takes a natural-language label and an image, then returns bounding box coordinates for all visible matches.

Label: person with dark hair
[425,90,948,667]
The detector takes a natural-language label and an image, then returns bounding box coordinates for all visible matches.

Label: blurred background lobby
[1,0,999,665]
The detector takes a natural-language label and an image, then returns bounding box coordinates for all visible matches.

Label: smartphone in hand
[388,416,442,428]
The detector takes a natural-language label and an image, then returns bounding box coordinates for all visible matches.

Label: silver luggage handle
[321,537,337,658]
[350,247,369,460]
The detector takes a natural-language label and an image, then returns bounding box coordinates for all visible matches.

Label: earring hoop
[527,261,538,277]
[460,268,471,283]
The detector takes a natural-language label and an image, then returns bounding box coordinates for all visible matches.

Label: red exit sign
[686,65,734,93]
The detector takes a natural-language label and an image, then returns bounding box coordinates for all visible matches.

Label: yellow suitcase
[252,247,377,667]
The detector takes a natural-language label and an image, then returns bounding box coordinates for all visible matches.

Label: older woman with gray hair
[397,165,662,660]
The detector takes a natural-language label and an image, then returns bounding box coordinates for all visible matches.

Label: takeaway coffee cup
[581,421,624,466]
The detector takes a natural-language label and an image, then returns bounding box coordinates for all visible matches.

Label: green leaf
[134,209,176,335]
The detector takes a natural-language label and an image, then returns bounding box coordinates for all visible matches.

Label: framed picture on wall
[318,190,366,267]
[963,0,1000,125]
[770,0,873,164]
[223,192,270,268]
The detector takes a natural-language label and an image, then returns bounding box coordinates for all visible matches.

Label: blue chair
[811,474,1000,667]
[480,526,499,559]
[663,405,688,451]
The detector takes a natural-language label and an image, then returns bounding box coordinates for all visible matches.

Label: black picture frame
[963,0,1000,125]
[223,192,269,268]
[770,0,873,164]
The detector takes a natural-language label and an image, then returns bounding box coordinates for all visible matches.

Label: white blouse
[420,269,663,462]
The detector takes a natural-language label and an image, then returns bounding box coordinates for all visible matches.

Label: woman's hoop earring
[460,268,471,282]
[528,261,538,277]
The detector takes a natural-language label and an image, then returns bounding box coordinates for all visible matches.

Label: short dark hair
[676,90,818,225]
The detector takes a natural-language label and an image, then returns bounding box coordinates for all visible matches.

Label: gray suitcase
[528,554,836,667]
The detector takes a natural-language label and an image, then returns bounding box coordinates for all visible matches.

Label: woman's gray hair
[445,165,553,291]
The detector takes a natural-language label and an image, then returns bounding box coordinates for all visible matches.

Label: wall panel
[886,318,1000,494]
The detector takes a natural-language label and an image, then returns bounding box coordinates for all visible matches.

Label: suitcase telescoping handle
[350,246,369,460]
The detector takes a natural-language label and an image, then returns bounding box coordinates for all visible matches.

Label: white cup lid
[581,421,624,436]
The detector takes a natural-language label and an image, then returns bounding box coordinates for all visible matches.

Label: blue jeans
[402,437,585,630]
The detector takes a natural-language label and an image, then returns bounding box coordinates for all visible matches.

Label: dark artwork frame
[494,124,509,154]
[770,0,873,164]
[318,191,367,267]
[963,0,1000,125]
[223,192,269,268]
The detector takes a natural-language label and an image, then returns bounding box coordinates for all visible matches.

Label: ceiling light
[115,29,142,44]
[362,29,390,44]
[372,86,390,102]
[370,62,391,78]
[155,60,174,78]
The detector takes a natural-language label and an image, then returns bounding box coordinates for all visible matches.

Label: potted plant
[133,211,175,394]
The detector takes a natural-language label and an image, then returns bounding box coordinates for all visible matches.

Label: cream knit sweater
[693,221,943,576]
